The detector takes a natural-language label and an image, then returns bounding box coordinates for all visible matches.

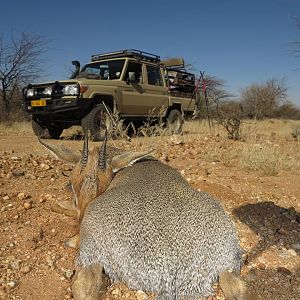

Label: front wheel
[167,109,183,134]
[32,119,63,139]
[81,105,112,141]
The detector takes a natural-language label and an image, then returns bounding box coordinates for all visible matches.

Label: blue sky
[1,0,300,104]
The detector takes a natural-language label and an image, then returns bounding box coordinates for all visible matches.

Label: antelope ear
[111,149,155,173]
[38,138,81,164]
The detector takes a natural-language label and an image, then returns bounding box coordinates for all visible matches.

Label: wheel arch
[166,103,183,118]
[91,94,115,113]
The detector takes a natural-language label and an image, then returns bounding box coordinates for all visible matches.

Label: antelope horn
[98,129,108,170]
[81,135,89,170]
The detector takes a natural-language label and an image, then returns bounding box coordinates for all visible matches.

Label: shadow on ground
[234,201,300,259]
[234,201,300,299]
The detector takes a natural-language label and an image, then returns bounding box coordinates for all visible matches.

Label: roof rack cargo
[161,57,185,70]
[91,49,160,63]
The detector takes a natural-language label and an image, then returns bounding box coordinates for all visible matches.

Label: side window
[124,61,143,83]
[146,65,163,86]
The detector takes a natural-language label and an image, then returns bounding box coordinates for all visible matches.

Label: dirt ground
[0,120,299,300]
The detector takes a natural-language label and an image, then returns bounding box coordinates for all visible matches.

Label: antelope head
[39,133,154,223]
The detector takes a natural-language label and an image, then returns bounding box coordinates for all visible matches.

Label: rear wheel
[81,105,112,141]
[167,109,183,134]
[32,119,63,139]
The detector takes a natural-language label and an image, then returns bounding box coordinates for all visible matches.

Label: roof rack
[91,49,160,63]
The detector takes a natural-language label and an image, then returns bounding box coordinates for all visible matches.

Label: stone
[44,194,53,201]
[136,290,148,300]
[10,261,20,270]
[39,163,50,170]
[287,249,297,257]
[2,195,10,201]
[21,266,32,274]
[24,201,32,209]
[257,256,267,264]
[111,288,122,297]
[17,192,28,200]
[6,281,16,288]
[170,135,184,145]
[277,267,292,276]
[12,170,25,177]
[64,269,75,279]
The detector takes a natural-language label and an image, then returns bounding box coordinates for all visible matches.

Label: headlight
[63,84,79,95]
[44,86,52,96]
[26,89,34,97]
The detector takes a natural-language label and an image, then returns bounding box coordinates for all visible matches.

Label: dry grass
[239,144,297,176]
[0,121,31,133]
[182,119,300,176]
[1,118,300,177]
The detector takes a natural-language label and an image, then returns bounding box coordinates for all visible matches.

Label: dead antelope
[40,136,257,300]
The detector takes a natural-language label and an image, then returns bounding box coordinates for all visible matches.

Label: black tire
[32,119,63,139]
[167,109,183,134]
[81,105,112,141]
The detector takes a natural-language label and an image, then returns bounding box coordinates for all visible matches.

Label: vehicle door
[120,60,148,116]
[141,64,169,117]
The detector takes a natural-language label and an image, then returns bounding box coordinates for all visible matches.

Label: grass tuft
[240,144,296,176]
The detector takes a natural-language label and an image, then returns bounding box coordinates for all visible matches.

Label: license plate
[31,99,46,107]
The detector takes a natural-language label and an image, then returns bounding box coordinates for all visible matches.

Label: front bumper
[23,96,93,122]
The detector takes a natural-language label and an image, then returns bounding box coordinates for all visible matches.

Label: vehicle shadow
[233,201,300,260]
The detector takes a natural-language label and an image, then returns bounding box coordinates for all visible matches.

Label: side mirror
[127,72,136,83]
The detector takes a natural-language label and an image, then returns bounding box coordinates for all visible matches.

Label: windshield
[78,59,125,80]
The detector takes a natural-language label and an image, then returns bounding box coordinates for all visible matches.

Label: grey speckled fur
[77,159,242,300]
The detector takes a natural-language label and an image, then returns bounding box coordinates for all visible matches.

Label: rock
[136,290,148,300]
[39,163,50,170]
[44,194,53,201]
[63,165,72,171]
[6,281,16,288]
[257,256,267,264]
[64,269,75,279]
[17,192,30,200]
[12,170,25,177]
[277,267,292,276]
[287,249,297,257]
[124,292,131,298]
[21,266,32,274]
[170,135,184,145]
[2,195,10,201]
[111,288,122,297]
[24,201,32,209]
[10,261,20,270]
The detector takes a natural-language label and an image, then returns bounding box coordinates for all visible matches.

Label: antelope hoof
[65,234,80,249]
[72,265,103,300]
[51,200,78,218]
